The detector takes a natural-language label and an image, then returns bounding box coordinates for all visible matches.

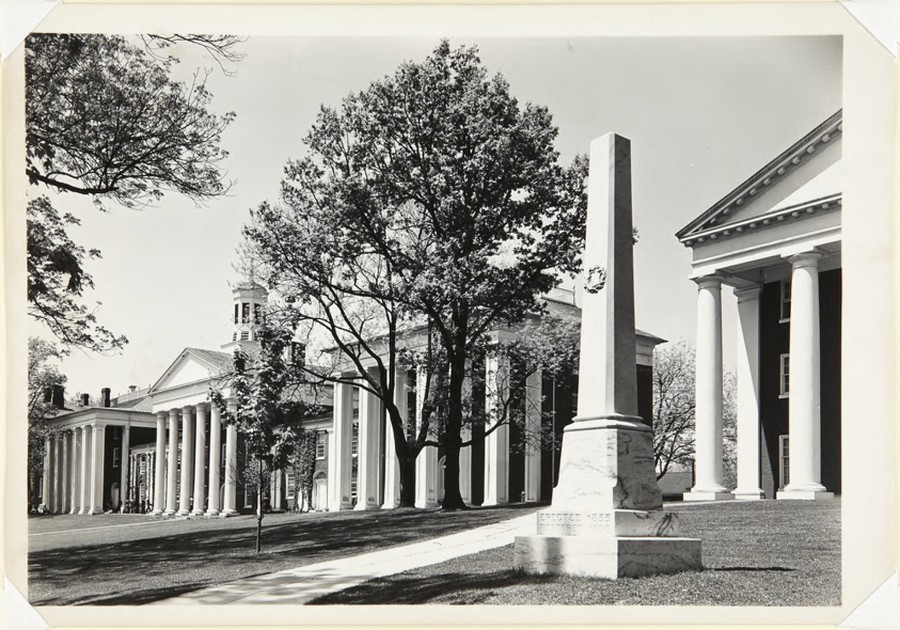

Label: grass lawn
[28,503,539,605]
[312,499,841,606]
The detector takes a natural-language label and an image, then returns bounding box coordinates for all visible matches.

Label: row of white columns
[688,251,831,501]
[328,361,544,511]
[152,402,238,517]
[40,424,108,515]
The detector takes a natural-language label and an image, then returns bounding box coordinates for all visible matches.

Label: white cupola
[221,281,268,353]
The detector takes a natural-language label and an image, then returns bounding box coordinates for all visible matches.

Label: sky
[29,35,842,399]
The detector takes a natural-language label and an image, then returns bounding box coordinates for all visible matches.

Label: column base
[733,489,765,501]
[191,509,206,516]
[205,509,220,517]
[354,503,382,511]
[164,508,177,516]
[151,508,164,516]
[682,490,734,502]
[219,509,239,517]
[776,489,834,501]
[177,508,191,516]
[514,535,702,579]
[479,499,508,508]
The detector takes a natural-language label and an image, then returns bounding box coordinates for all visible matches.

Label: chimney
[129,385,137,393]
[80,393,90,406]
[101,387,111,408]
[51,385,65,409]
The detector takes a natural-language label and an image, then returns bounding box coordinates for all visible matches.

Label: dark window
[234,303,239,324]
[316,431,326,459]
[254,303,262,324]
[241,302,250,324]
[779,353,790,397]
[780,280,791,322]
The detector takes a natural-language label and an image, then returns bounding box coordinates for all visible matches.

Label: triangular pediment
[677,110,842,242]
[150,348,231,394]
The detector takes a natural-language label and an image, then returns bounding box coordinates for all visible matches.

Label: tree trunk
[441,348,468,511]
[397,454,417,508]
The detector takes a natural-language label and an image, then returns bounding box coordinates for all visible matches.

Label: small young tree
[210,316,318,552]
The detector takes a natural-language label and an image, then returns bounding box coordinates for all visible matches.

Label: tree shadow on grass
[311,570,549,605]
[708,566,795,572]
[29,505,536,606]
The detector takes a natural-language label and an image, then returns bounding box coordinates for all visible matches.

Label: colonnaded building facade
[678,109,842,501]
[35,285,664,516]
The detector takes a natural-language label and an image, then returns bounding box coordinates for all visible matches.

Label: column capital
[195,401,210,412]
[168,408,179,418]
[693,273,726,290]
[733,284,763,302]
[786,250,825,269]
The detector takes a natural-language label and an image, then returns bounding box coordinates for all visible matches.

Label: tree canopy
[246,40,587,509]
[25,33,238,353]
[26,33,235,207]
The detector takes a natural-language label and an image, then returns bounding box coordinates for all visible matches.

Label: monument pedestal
[513,418,702,579]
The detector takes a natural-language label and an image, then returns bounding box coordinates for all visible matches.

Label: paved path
[158,512,536,605]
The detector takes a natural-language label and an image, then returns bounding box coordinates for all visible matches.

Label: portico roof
[676,109,842,247]
[148,347,233,395]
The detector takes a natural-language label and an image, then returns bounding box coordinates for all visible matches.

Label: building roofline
[675,109,842,241]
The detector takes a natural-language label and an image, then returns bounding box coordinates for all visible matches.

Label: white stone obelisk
[514,133,701,578]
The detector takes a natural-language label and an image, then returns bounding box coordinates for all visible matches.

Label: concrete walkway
[158,512,536,605]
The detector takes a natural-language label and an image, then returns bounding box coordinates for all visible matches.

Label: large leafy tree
[27,337,67,509]
[25,33,238,352]
[246,41,587,510]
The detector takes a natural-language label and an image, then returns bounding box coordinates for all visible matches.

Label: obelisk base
[514,535,701,579]
[513,418,702,579]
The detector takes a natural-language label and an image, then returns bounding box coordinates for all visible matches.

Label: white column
[222,401,239,516]
[734,286,765,500]
[40,436,51,512]
[779,252,832,500]
[459,425,472,506]
[60,431,70,513]
[356,374,383,511]
[148,453,155,510]
[69,430,80,514]
[330,381,354,511]
[165,409,179,515]
[207,404,222,516]
[178,406,194,515]
[153,413,166,514]
[483,354,509,506]
[524,368,543,503]
[382,368,406,509]
[415,366,438,508]
[273,470,283,510]
[51,436,61,513]
[120,424,130,511]
[88,424,106,514]
[79,426,91,514]
[684,274,733,501]
[192,404,207,515]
